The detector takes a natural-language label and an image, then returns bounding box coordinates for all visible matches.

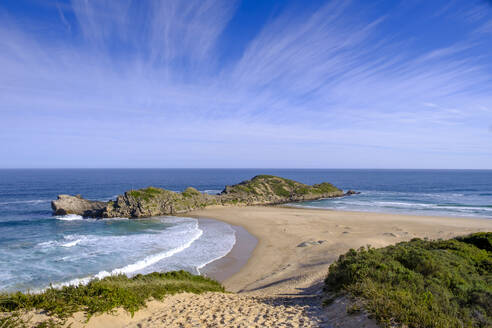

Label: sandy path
[56,288,376,328]
[125,292,322,328]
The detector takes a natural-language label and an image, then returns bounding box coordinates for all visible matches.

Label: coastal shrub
[127,187,164,201]
[311,182,339,194]
[181,187,201,198]
[295,186,310,195]
[0,271,224,322]
[324,233,492,328]
[455,232,492,252]
[271,183,291,197]
[235,184,257,195]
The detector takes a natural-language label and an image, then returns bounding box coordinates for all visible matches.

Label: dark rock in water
[51,195,107,217]
[345,190,361,195]
[52,175,347,219]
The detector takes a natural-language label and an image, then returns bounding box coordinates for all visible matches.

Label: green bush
[181,187,201,198]
[311,182,339,194]
[127,187,164,201]
[0,271,224,321]
[324,233,492,328]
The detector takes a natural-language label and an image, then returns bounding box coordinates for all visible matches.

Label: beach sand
[24,207,492,327]
[191,206,492,295]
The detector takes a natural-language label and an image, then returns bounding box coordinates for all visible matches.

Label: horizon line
[1,168,491,171]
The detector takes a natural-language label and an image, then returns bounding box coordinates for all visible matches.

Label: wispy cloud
[57,3,72,32]
[0,0,491,168]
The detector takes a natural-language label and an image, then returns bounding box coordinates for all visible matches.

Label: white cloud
[0,0,491,168]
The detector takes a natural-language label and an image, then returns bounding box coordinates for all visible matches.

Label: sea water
[0,169,490,292]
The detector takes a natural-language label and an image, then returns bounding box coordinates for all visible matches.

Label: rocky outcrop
[51,175,356,218]
[51,194,107,217]
[102,187,218,218]
[219,175,344,205]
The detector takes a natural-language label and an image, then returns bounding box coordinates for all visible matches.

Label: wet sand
[200,224,258,282]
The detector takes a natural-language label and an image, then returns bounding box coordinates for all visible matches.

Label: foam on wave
[0,199,50,206]
[55,214,84,221]
[48,220,204,290]
[197,225,236,274]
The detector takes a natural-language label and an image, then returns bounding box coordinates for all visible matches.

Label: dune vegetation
[324,232,492,328]
[0,271,224,327]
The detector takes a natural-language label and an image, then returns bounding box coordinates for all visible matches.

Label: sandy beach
[191,206,492,295]
[26,207,492,327]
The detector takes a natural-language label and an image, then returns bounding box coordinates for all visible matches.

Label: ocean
[0,169,490,292]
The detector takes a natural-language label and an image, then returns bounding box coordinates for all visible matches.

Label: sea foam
[48,219,204,290]
[55,214,84,221]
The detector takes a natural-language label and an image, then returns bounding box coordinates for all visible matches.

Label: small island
[51,175,352,218]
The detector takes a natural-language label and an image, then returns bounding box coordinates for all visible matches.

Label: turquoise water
[0,169,490,292]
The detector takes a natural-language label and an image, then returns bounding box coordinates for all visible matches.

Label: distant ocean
[0,169,491,292]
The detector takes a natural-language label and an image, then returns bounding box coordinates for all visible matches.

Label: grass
[253,176,341,197]
[0,313,26,328]
[127,187,164,202]
[311,182,340,194]
[272,185,290,197]
[0,271,224,325]
[181,187,201,198]
[324,232,492,328]
[269,180,291,197]
[235,184,257,195]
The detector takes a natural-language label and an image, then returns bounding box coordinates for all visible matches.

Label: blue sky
[0,0,491,169]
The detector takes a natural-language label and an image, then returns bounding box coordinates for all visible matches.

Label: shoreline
[187,206,492,294]
[9,206,492,327]
[199,223,258,282]
[197,205,491,289]
[18,207,492,294]
[284,203,492,220]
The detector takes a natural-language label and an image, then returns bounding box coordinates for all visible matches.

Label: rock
[219,175,344,205]
[51,195,107,217]
[345,190,361,195]
[102,187,218,218]
[52,175,346,219]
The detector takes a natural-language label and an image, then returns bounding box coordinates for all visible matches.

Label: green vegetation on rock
[127,187,164,202]
[220,175,343,205]
[1,271,224,325]
[311,182,340,194]
[52,175,346,218]
[103,186,217,218]
[324,232,492,328]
